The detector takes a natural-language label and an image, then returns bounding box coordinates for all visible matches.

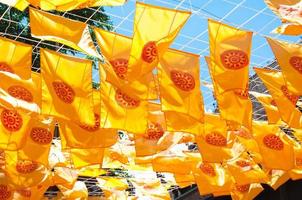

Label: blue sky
[101,0,301,111]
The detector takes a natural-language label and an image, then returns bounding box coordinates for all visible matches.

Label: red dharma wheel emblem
[281,85,299,105]
[141,41,158,63]
[7,85,33,102]
[236,160,251,168]
[235,184,250,193]
[1,109,23,132]
[17,189,31,197]
[234,87,249,99]
[220,50,249,70]
[263,134,284,150]
[205,132,227,147]
[170,70,195,92]
[115,89,140,109]
[296,158,302,166]
[16,160,38,174]
[290,56,302,74]
[30,127,52,145]
[79,113,100,132]
[200,163,216,177]
[110,59,128,79]
[144,122,164,140]
[52,81,75,104]
[0,63,13,73]
[0,185,11,200]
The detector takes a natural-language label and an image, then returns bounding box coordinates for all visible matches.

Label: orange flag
[94,28,159,100]
[0,0,29,10]
[266,38,302,95]
[40,48,95,125]
[254,67,301,128]
[127,2,191,81]
[158,48,204,135]
[99,66,148,134]
[272,23,302,36]
[29,8,100,58]
[231,183,263,200]
[253,121,294,170]
[0,36,32,79]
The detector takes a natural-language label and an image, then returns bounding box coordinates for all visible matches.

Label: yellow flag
[193,162,233,195]
[57,181,88,199]
[51,167,78,189]
[159,49,204,135]
[290,144,302,180]
[0,0,29,10]
[0,107,32,150]
[28,0,126,11]
[99,66,148,134]
[0,72,40,114]
[250,91,281,124]
[231,183,263,200]
[253,121,294,170]
[0,36,32,79]
[267,38,302,95]
[94,28,159,100]
[272,23,302,36]
[29,8,100,58]
[173,174,195,188]
[196,114,236,163]
[40,49,95,125]
[254,67,301,128]
[64,148,104,169]
[265,169,290,190]
[208,19,252,94]
[127,2,191,81]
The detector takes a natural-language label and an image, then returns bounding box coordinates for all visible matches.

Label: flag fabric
[158,48,204,135]
[266,38,302,95]
[265,169,290,190]
[57,181,88,199]
[28,0,126,11]
[231,183,263,200]
[94,28,159,100]
[193,162,233,195]
[0,0,29,10]
[29,8,100,59]
[250,92,281,124]
[126,2,191,81]
[40,48,95,125]
[99,66,148,134]
[253,121,294,170]
[254,67,301,129]
[272,23,302,36]
[0,36,32,79]
[0,72,40,114]
[208,19,252,94]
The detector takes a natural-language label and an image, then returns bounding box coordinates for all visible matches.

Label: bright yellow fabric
[193,162,233,195]
[94,28,159,100]
[78,165,106,177]
[51,167,78,189]
[57,181,88,199]
[251,92,281,124]
[273,23,302,36]
[253,121,294,170]
[0,72,40,114]
[254,67,302,128]
[102,145,134,168]
[29,8,100,58]
[159,48,204,135]
[267,38,302,95]
[0,0,29,10]
[40,49,95,125]
[127,2,191,81]
[196,114,236,163]
[28,0,126,11]
[0,36,32,79]
[0,107,32,150]
[231,183,263,200]
[208,19,252,94]
[99,66,148,134]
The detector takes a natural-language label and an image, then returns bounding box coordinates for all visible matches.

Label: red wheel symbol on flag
[8,85,33,102]
[0,185,11,200]
[200,163,216,177]
[52,81,75,104]
[281,85,299,105]
[205,132,227,146]
[16,160,38,174]
[236,160,251,168]
[115,89,140,109]
[144,122,164,140]
[263,134,284,150]
[1,109,23,132]
[170,70,195,92]
[79,113,100,132]
[289,56,302,74]
[235,184,250,193]
[220,50,249,70]
[30,127,52,145]
[110,59,128,79]
[141,41,158,63]
[17,189,31,197]
[0,63,13,73]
